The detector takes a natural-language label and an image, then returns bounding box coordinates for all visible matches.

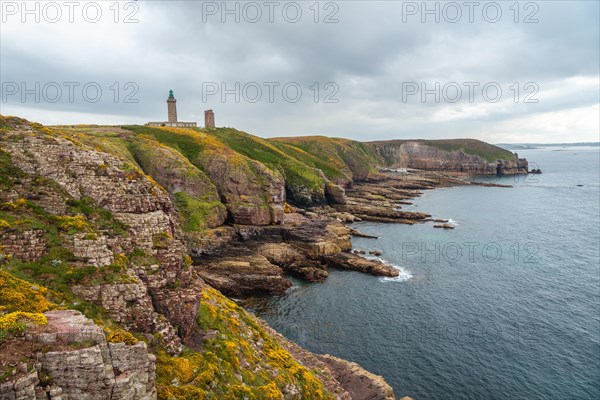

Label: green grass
[272,136,379,181]
[173,192,225,232]
[203,127,327,191]
[269,141,350,183]
[423,139,515,163]
[122,125,205,161]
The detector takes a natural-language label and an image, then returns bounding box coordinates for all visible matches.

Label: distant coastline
[497,142,600,150]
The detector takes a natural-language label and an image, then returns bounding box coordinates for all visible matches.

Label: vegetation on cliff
[0,117,339,398]
[271,136,380,182]
[156,287,333,399]
[0,115,523,398]
[202,127,331,206]
[121,125,286,224]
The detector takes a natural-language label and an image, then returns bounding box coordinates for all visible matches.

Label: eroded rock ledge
[0,310,156,400]
[192,211,402,295]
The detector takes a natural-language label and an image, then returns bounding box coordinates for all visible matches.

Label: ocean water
[239,147,600,400]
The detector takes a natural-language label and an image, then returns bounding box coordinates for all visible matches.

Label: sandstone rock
[234,224,284,241]
[196,247,292,295]
[255,242,329,281]
[72,233,114,266]
[5,310,158,400]
[0,371,38,400]
[255,242,304,266]
[325,181,348,205]
[348,229,378,239]
[0,229,47,262]
[433,223,455,229]
[200,153,285,225]
[287,260,329,282]
[331,212,361,222]
[283,219,351,256]
[322,253,399,277]
[318,354,396,400]
[335,204,429,224]
[185,226,237,256]
[72,279,157,334]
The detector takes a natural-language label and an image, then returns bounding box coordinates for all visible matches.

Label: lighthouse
[146,90,197,128]
[167,90,177,123]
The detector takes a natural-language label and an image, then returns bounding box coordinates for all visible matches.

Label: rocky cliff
[1,116,413,400]
[368,139,528,175]
[1,309,156,400]
[1,115,527,399]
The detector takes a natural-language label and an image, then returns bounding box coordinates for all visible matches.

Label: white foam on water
[379,265,413,283]
[356,254,413,283]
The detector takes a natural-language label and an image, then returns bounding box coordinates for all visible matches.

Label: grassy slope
[121,125,287,214]
[271,136,380,181]
[58,125,229,231]
[200,127,330,193]
[129,136,226,231]
[157,287,333,400]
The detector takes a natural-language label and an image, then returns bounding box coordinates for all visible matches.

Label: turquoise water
[240,147,600,400]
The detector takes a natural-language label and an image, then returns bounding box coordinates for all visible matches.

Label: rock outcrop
[318,355,396,400]
[322,252,399,277]
[0,229,46,262]
[202,153,285,225]
[369,139,528,175]
[196,246,292,295]
[0,310,156,400]
[1,127,196,352]
[130,137,227,229]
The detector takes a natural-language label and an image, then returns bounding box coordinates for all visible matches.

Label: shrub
[0,311,47,340]
[106,329,138,345]
[0,271,56,314]
[57,215,90,232]
[0,198,26,211]
[152,231,172,249]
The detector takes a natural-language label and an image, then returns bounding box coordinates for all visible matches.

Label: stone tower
[167,90,177,123]
[204,109,215,128]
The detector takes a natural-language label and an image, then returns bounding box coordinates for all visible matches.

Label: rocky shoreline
[0,116,529,400]
[189,168,507,295]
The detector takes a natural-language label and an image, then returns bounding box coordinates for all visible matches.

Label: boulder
[0,310,158,400]
[322,253,399,277]
[196,249,292,295]
[325,181,348,204]
[317,354,396,400]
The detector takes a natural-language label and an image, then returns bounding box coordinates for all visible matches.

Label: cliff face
[0,309,157,400]
[0,116,401,400]
[368,139,528,175]
[1,115,525,399]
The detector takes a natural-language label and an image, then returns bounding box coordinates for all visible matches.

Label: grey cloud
[0,0,598,142]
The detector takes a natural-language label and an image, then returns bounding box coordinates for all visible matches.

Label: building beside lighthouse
[204,109,215,128]
[147,90,197,128]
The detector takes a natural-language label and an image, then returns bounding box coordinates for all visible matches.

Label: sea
[239,146,600,400]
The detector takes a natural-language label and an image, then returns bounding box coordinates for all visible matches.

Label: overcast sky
[1,0,598,142]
